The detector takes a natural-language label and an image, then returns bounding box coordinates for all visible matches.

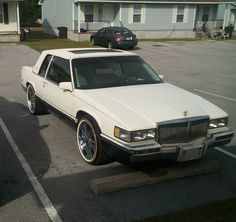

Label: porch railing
[194,19,224,30]
[73,20,124,32]
[73,20,116,32]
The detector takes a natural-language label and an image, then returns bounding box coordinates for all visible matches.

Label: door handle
[43,81,47,88]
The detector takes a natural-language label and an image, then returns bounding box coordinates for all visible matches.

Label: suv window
[98,28,107,35]
[114,28,131,35]
[46,56,71,85]
[38,55,52,77]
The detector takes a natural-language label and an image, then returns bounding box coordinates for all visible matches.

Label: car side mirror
[59,82,73,92]
[159,75,164,80]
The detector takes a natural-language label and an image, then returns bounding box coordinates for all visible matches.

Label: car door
[43,56,74,118]
[34,54,53,99]
[95,28,107,46]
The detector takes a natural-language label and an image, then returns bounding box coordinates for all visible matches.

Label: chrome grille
[158,116,209,144]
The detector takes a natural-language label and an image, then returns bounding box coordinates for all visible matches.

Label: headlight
[114,127,156,142]
[209,118,228,129]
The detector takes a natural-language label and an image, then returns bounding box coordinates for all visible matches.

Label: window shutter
[141,4,146,23]
[172,5,177,23]
[183,5,189,23]
[3,3,9,24]
[128,4,133,24]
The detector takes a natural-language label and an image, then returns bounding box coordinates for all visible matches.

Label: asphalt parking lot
[0,41,236,222]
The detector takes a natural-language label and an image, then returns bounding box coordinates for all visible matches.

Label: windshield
[72,56,162,89]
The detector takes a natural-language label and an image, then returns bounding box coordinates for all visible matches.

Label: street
[0,41,236,222]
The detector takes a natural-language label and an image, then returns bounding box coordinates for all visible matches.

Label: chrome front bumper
[101,127,234,163]
[208,128,234,148]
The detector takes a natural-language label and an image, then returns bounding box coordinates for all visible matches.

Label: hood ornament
[183,111,188,118]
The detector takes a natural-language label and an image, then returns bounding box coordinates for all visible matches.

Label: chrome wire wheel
[77,118,98,163]
[27,85,36,113]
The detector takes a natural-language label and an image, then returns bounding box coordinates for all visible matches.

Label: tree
[20,0,41,27]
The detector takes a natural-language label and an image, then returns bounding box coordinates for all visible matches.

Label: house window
[85,5,94,22]
[0,3,3,23]
[133,4,141,23]
[202,6,210,21]
[176,5,185,23]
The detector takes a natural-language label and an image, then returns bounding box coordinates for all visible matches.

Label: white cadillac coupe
[21,48,234,165]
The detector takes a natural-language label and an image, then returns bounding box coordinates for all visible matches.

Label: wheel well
[76,111,101,131]
[76,111,95,122]
[76,111,87,119]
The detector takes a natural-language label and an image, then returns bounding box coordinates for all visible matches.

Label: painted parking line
[0,118,62,222]
[194,89,236,102]
[214,147,236,160]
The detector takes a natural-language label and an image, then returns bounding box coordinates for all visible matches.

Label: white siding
[0,2,18,32]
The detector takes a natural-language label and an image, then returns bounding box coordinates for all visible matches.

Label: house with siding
[0,0,23,42]
[40,0,236,41]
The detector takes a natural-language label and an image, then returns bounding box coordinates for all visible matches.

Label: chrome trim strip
[157,116,209,126]
[100,133,161,151]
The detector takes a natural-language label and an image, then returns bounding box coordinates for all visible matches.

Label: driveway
[0,41,236,222]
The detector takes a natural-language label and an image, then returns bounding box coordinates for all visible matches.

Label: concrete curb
[90,159,220,195]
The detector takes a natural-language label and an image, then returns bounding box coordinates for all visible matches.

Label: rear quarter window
[38,55,52,77]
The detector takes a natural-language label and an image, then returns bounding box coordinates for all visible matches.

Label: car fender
[25,81,37,93]
[76,108,103,130]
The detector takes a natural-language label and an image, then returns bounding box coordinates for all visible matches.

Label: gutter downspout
[223,3,229,29]
[78,3,81,33]
[17,1,20,34]
[72,2,75,31]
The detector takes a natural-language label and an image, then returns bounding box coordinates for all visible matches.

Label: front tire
[26,84,46,115]
[107,41,113,49]
[77,115,108,165]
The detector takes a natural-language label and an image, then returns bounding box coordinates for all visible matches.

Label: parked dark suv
[90,26,137,49]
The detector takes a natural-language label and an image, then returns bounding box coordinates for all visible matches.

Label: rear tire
[91,38,95,46]
[26,84,46,115]
[77,115,109,165]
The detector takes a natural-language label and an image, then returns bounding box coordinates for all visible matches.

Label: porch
[73,2,121,33]
[0,31,20,42]
[0,1,22,42]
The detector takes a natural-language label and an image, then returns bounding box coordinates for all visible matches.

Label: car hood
[75,83,227,130]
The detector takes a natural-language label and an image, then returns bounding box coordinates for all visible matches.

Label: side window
[99,28,106,35]
[176,5,185,23]
[46,56,71,85]
[38,55,52,77]
[133,4,142,23]
[84,5,94,22]
[128,4,145,24]
[202,6,210,21]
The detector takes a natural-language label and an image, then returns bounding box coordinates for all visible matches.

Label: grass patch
[21,30,91,52]
[19,29,235,51]
[138,198,236,222]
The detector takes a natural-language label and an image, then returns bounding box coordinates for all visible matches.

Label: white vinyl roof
[42,48,136,60]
